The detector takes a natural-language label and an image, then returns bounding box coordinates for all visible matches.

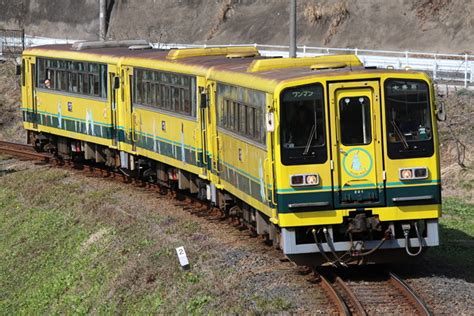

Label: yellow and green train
[20,41,442,265]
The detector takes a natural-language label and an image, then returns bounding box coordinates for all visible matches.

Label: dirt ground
[1,0,473,54]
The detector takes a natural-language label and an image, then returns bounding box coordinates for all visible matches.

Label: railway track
[317,267,432,316]
[0,141,431,315]
[0,140,52,161]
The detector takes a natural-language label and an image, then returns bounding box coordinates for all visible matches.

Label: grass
[0,166,298,314]
[1,164,471,313]
[424,197,474,276]
[0,168,220,314]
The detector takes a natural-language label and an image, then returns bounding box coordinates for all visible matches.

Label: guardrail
[158,42,474,87]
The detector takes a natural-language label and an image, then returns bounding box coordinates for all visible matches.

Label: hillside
[0,0,473,54]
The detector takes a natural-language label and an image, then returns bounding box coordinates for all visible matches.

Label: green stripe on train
[276,184,441,214]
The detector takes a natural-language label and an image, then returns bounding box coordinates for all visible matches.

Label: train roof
[24,43,429,93]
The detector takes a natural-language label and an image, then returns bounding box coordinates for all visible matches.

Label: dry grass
[206,0,234,41]
[324,1,350,44]
[0,60,25,142]
[303,2,323,25]
[302,1,350,45]
[416,0,452,22]
[437,88,474,202]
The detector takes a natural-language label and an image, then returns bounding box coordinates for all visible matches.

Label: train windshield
[385,79,434,159]
[280,84,327,165]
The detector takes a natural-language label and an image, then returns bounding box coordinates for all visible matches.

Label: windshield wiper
[303,124,316,156]
[303,107,318,156]
[391,119,409,149]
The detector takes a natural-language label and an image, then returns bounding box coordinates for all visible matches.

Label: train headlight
[305,175,319,185]
[400,169,413,180]
[290,174,319,186]
[399,167,428,180]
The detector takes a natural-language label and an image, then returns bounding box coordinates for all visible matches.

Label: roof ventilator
[71,40,150,51]
[310,62,347,70]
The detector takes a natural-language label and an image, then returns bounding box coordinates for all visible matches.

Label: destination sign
[281,85,323,102]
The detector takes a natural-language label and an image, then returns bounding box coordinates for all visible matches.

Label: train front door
[328,81,385,208]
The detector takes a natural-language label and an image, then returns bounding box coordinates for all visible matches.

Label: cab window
[280,84,327,165]
[384,79,434,159]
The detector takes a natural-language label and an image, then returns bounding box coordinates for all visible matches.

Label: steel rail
[334,276,367,316]
[319,274,351,316]
[389,272,432,316]
[0,140,51,161]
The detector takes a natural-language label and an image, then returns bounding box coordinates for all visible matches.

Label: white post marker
[176,246,190,270]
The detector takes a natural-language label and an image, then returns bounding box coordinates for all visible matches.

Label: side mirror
[436,100,446,121]
[266,111,275,132]
[16,64,21,76]
[113,76,120,89]
[200,92,207,108]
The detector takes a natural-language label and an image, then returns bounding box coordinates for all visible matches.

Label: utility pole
[289,0,297,58]
[99,0,106,41]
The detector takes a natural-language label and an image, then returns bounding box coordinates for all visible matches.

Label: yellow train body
[20,42,441,264]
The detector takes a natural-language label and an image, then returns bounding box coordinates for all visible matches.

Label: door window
[339,96,371,146]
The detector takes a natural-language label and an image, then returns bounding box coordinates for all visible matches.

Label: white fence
[159,43,474,88]
[2,35,473,87]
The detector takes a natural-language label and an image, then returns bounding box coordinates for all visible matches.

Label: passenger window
[339,96,371,146]
[247,106,255,138]
[35,57,107,98]
[132,68,196,117]
[216,84,266,144]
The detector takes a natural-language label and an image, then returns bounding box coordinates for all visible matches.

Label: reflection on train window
[36,58,107,98]
[217,83,266,144]
[280,83,327,165]
[385,80,432,143]
[133,68,197,117]
[339,96,371,146]
[384,79,434,158]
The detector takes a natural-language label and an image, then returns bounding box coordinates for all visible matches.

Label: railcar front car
[272,68,441,265]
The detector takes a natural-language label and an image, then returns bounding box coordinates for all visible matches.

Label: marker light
[290,175,304,186]
[290,174,320,186]
[399,167,428,180]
